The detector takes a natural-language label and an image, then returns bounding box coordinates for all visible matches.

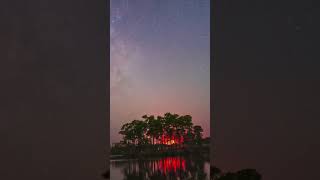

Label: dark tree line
[118,112,204,146]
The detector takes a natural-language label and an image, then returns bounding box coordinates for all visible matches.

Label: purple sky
[110,0,210,143]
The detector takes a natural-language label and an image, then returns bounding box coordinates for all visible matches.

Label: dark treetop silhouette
[118,113,200,146]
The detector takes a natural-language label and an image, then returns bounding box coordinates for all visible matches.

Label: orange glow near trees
[160,134,183,145]
[167,139,175,145]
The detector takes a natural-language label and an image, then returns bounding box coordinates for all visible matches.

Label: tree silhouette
[119,122,135,145]
[144,115,163,145]
[194,125,204,145]
[117,112,205,151]
[131,120,148,145]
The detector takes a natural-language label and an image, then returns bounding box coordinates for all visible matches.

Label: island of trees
[105,112,262,179]
[111,112,210,158]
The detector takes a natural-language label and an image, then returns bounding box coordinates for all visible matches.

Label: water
[110,156,210,180]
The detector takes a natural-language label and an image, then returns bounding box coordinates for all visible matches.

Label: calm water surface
[110,156,210,180]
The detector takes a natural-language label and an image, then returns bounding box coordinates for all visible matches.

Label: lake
[110,156,210,180]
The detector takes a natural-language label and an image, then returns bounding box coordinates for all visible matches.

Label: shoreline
[110,148,210,160]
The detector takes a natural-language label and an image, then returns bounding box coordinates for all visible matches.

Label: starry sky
[110,0,210,143]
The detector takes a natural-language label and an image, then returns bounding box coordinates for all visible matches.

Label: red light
[157,157,186,175]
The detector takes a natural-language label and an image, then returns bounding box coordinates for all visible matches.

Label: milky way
[110,0,210,143]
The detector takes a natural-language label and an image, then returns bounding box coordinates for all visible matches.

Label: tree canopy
[119,113,204,146]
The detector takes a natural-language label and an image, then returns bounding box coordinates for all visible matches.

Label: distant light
[166,139,175,145]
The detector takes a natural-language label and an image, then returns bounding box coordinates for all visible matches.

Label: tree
[179,115,193,144]
[119,123,135,145]
[163,113,176,145]
[184,128,195,144]
[131,120,148,145]
[144,115,163,145]
[193,125,204,145]
[119,113,205,147]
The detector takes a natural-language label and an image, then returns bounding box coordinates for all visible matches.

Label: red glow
[160,134,184,145]
[158,157,186,175]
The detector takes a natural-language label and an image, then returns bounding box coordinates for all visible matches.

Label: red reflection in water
[158,157,186,175]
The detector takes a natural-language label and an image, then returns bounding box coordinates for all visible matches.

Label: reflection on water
[110,156,210,180]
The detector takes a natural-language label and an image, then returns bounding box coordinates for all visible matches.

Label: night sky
[110,0,210,144]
